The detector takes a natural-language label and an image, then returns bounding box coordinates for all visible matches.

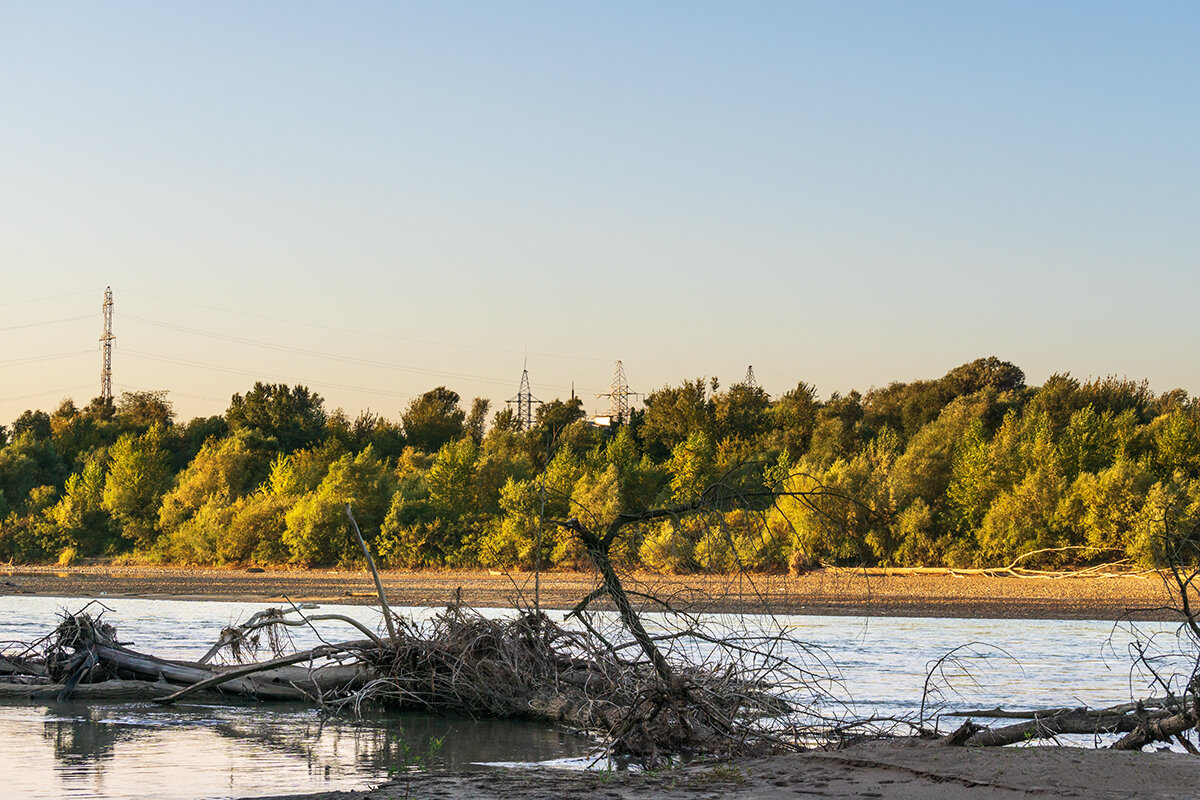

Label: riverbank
[0,563,1178,620]
[249,740,1200,800]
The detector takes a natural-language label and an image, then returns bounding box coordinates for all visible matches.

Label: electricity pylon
[506,365,541,430]
[598,360,638,424]
[99,286,114,402]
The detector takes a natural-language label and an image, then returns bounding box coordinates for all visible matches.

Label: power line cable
[121,313,601,397]
[1,384,96,404]
[0,289,100,308]
[0,314,92,333]
[118,287,611,364]
[122,348,424,401]
[114,384,226,404]
[0,350,93,367]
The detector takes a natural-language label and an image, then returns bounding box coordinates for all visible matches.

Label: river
[0,596,1186,800]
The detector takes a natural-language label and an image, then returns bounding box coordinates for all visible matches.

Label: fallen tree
[0,494,854,766]
[940,693,1200,750]
[0,598,823,765]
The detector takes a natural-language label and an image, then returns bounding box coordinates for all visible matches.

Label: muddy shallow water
[0,595,1185,799]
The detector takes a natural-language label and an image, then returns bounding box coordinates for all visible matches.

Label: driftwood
[197,608,383,664]
[153,641,373,705]
[829,546,1147,580]
[0,679,180,701]
[936,694,1200,750]
[346,504,397,642]
[1,592,814,765]
[10,609,380,704]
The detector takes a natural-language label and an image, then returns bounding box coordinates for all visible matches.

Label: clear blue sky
[2,1,1197,425]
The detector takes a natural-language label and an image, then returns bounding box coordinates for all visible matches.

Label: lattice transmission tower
[743,365,758,389]
[99,286,114,402]
[598,360,638,424]
[506,365,542,430]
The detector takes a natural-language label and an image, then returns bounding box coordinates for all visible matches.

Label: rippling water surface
[0,595,1184,799]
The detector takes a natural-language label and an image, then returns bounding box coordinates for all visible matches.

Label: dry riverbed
[0,563,1179,620]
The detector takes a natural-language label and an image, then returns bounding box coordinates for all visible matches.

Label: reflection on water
[0,596,600,800]
[2,699,593,800]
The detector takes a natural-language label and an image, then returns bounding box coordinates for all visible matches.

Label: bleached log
[92,644,308,700]
[153,640,374,705]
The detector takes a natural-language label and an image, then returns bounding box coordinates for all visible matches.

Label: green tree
[11,409,52,441]
[327,409,406,460]
[714,383,771,443]
[976,419,1068,565]
[223,493,295,563]
[529,397,587,461]
[767,382,819,460]
[943,356,1025,396]
[401,387,465,453]
[0,433,67,515]
[806,391,864,470]
[283,446,395,565]
[1057,458,1152,557]
[465,398,490,445]
[552,465,624,568]
[50,399,106,471]
[666,431,716,504]
[172,415,230,469]
[477,476,544,569]
[116,390,174,430]
[640,379,715,460]
[102,426,172,548]
[425,439,479,519]
[227,382,327,453]
[1151,410,1200,480]
[944,419,995,536]
[48,460,115,555]
[157,432,269,536]
[890,393,992,513]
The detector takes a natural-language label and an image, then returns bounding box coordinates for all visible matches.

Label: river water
[0,596,1188,800]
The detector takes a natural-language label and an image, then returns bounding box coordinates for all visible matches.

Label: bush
[639,519,699,574]
[221,493,295,564]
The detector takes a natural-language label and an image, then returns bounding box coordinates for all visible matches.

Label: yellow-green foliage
[692,509,790,573]
[103,426,171,548]
[283,446,394,566]
[639,517,702,574]
[161,496,236,565]
[554,465,621,569]
[222,493,295,563]
[477,477,542,569]
[11,360,1200,572]
[158,432,264,534]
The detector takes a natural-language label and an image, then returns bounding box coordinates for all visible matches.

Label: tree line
[2,356,1198,571]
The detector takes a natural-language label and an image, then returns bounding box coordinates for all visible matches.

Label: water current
[0,595,1186,800]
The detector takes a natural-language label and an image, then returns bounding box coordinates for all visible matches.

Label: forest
[1,356,1198,572]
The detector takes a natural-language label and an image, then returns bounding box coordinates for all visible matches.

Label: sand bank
[0,564,1178,620]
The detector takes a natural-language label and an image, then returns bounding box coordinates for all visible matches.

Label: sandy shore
[246,740,1200,800]
[0,563,1179,620]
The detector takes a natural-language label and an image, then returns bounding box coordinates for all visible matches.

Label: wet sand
[0,563,1179,620]
[250,741,1200,800]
